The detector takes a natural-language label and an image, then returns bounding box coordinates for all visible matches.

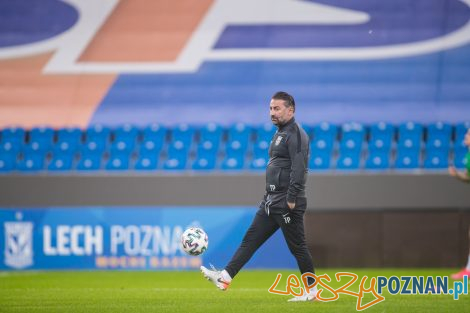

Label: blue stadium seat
[192,156,216,170]
[17,153,45,171]
[369,122,395,142]
[250,157,268,170]
[81,139,107,155]
[106,155,130,170]
[163,155,187,170]
[302,124,314,139]
[167,140,190,159]
[85,125,111,143]
[453,150,468,169]
[424,150,448,169]
[397,137,422,152]
[113,124,139,142]
[454,136,467,154]
[339,137,363,154]
[227,123,252,146]
[52,140,79,156]
[341,122,365,142]
[199,123,223,143]
[225,139,248,158]
[369,122,394,153]
[29,127,54,147]
[57,128,82,146]
[134,156,158,170]
[171,124,195,146]
[336,151,361,170]
[365,151,390,170]
[221,155,245,170]
[197,140,219,160]
[142,124,167,143]
[338,124,364,163]
[310,137,335,154]
[255,123,276,142]
[0,140,21,155]
[427,122,452,140]
[1,127,26,144]
[139,139,164,158]
[398,122,423,142]
[309,152,331,170]
[368,137,392,153]
[425,136,451,151]
[455,122,470,140]
[425,122,452,153]
[312,122,337,141]
[454,122,469,153]
[22,140,51,154]
[110,140,135,156]
[48,154,74,171]
[394,150,421,169]
[0,153,16,172]
[253,140,270,159]
[76,154,102,170]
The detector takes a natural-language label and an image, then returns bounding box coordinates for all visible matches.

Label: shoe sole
[287,293,319,302]
[200,268,228,291]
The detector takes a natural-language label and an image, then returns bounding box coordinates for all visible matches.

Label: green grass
[0,269,468,312]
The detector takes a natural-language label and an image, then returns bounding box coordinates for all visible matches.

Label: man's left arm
[286,129,307,209]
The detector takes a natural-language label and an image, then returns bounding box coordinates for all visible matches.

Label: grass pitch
[1,269,468,312]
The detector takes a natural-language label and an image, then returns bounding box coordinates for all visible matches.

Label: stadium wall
[1,173,469,208]
[1,173,469,268]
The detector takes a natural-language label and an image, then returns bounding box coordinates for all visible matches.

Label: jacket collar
[278,117,295,131]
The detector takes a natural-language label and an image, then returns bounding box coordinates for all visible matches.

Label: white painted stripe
[0,0,469,73]
[207,19,470,61]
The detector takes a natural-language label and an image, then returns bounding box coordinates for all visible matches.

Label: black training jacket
[259,117,310,215]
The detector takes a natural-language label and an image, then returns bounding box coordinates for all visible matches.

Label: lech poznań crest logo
[4,221,34,269]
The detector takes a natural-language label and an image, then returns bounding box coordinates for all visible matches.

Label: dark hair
[272,91,295,112]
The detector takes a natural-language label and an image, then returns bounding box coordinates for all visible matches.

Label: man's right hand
[448,166,457,177]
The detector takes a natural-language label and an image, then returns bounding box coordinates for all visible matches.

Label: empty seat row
[311,149,467,170]
[0,152,266,171]
[1,121,468,145]
[0,122,468,172]
[0,149,465,171]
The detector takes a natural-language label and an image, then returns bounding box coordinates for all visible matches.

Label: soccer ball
[181,227,209,256]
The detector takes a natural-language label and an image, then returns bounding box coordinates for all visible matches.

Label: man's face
[270,99,294,126]
[465,129,470,147]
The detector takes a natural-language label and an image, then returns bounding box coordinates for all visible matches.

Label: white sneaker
[287,290,318,302]
[200,265,231,291]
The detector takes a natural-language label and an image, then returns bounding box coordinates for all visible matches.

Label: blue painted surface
[215,0,470,48]
[93,44,470,125]
[0,0,78,47]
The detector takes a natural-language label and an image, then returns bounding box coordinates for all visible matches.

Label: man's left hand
[287,201,295,210]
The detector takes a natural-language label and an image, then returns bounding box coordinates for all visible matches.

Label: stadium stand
[0,122,467,172]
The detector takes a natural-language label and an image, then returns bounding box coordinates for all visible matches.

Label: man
[448,128,470,279]
[200,91,317,302]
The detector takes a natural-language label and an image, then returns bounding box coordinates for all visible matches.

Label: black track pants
[224,206,315,283]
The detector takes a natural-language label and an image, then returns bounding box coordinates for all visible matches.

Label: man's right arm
[449,166,470,183]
